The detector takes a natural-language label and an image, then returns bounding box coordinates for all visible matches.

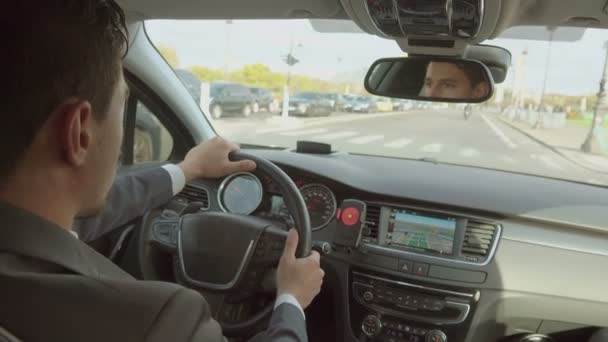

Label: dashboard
[216,172,338,231]
[164,149,608,342]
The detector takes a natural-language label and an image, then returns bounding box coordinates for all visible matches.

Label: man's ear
[57,99,93,167]
[473,82,490,99]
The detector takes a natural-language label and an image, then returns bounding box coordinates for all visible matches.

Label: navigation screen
[386,209,456,255]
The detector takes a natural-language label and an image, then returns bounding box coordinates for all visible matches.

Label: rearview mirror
[364,57,494,103]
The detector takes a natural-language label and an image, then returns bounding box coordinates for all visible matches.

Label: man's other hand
[276,229,325,309]
[178,137,256,182]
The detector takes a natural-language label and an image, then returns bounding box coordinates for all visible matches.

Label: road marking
[581,154,608,169]
[279,128,328,136]
[348,135,385,144]
[421,143,443,153]
[312,131,358,140]
[256,111,417,134]
[481,114,518,149]
[501,156,518,164]
[538,154,564,170]
[460,148,480,158]
[384,138,413,148]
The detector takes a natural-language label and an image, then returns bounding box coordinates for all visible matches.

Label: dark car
[249,87,277,113]
[321,93,348,111]
[209,82,255,119]
[342,95,358,112]
[392,99,413,112]
[288,92,333,117]
[351,96,378,113]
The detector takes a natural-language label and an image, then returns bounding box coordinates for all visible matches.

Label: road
[212,109,608,186]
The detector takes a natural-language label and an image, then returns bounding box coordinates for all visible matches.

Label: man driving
[419,61,490,99]
[0,1,323,341]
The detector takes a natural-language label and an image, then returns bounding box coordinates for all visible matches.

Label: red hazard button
[341,207,360,226]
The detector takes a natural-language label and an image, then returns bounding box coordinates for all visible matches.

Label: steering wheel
[139,152,312,336]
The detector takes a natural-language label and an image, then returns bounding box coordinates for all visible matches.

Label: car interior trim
[352,271,477,298]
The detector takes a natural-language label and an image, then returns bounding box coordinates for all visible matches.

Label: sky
[146,19,608,96]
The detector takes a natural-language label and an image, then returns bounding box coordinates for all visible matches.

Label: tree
[157,45,179,68]
[189,66,224,82]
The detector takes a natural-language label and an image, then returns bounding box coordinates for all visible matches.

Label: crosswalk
[268,127,574,172]
[384,138,413,149]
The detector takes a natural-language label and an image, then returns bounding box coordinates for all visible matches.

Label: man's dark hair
[0,1,127,178]
[454,62,488,87]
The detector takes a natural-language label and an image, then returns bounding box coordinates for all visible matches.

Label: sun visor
[498,26,586,42]
[308,19,366,33]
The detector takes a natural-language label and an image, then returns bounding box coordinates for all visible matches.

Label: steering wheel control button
[332,199,367,248]
[413,262,430,276]
[426,330,448,342]
[151,221,179,249]
[361,315,382,337]
[398,259,413,273]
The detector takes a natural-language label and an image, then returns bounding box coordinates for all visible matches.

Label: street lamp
[581,41,608,154]
[281,34,302,118]
[533,28,555,130]
[223,20,233,78]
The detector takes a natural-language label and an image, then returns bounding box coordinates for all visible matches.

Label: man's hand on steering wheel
[277,229,325,309]
[178,136,257,182]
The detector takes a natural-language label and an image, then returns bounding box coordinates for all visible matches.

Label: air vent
[364,204,381,238]
[461,220,497,257]
[176,185,210,209]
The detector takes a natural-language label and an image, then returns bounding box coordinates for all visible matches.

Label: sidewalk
[497,115,608,174]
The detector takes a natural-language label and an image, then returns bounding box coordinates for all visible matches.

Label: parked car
[288,92,333,117]
[392,99,414,112]
[376,97,394,112]
[209,82,254,119]
[321,93,348,112]
[342,94,358,112]
[351,96,378,113]
[249,87,278,113]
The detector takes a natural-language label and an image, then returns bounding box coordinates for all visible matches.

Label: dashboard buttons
[426,329,448,342]
[363,291,374,302]
[361,315,382,337]
[398,259,413,273]
[414,262,430,276]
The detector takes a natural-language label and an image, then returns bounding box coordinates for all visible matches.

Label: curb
[496,116,608,175]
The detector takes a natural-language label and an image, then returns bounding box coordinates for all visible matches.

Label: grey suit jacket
[0,168,307,342]
[73,167,174,242]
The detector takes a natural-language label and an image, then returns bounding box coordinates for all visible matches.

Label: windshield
[146,20,608,186]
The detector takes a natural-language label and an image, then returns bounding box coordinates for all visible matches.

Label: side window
[133,101,174,163]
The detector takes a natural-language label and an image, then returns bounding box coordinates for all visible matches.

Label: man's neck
[0,182,76,231]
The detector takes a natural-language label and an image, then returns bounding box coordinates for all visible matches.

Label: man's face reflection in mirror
[420,61,490,99]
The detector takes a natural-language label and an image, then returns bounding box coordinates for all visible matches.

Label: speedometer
[300,184,337,230]
[219,172,263,215]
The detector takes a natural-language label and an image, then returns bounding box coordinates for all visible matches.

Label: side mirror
[364,57,494,103]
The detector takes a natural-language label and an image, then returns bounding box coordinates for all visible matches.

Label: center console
[332,200,501,342]
[351,270,478,342]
